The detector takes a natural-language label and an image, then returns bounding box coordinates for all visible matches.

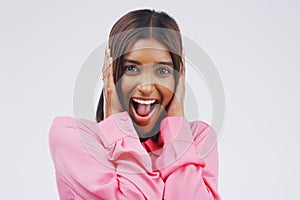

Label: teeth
[132,98,156,105]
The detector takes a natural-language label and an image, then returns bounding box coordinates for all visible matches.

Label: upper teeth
[132,98,156,105]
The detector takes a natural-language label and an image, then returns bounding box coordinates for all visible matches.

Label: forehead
[124,38,172,63]
[128,38,168,51]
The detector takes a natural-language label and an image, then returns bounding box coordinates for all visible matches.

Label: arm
[152,117,221,200]
[49,112,164,200]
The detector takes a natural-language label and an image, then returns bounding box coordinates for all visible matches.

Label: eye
[156,67,172,74]
[124,65,140,74]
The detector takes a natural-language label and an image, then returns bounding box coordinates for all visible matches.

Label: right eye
[124,65,140,73]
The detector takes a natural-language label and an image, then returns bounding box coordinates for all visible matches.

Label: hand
[102,48,123,118]
[166,51,186,117]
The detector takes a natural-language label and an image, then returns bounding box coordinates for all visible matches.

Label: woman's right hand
[102,48,123,118]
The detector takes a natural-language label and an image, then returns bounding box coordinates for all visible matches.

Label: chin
[131,110,166,139]
[122,95,168,139]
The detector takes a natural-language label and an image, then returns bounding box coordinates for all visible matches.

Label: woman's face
[119,38,175,137]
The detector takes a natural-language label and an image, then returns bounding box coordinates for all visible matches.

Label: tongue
[136,104,151,116]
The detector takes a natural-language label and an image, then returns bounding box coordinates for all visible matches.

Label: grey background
[1,0,299,199]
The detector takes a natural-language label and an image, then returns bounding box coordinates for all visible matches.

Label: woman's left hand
[166,51,185,117]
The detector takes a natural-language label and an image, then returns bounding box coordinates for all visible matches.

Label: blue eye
[156,67,171,74]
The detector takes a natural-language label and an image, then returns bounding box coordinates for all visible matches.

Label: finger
[102,50,110,89]
[175,49,186,100]
[181,48,186,77]
[104,56,113,95]
[107,57,114,90]
[107,56,123,112]
[103,52,111,98]
[102,49,107,74]
[107,57,123,117]
[102,48,110,75]
[176,75,185,97]
[103,53,123,117]
[105,57,114,116]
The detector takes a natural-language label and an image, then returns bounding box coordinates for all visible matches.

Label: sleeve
[151,117,221,200]
[48,112,164,200]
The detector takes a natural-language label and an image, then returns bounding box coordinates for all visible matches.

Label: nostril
[137,83,155,93]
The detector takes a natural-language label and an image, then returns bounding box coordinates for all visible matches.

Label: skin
[102,38,185,139]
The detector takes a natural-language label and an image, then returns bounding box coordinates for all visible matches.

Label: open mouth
[129,98,160,125]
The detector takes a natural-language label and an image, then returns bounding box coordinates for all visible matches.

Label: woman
[49,9,221,199]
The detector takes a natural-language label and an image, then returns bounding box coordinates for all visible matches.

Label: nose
[137,72,155,95]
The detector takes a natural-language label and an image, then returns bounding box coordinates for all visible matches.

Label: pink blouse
[49,112,221,199]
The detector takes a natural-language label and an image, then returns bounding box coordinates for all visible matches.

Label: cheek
[120,77,135,100]
[156,79,175,105]
[158,77,175,92]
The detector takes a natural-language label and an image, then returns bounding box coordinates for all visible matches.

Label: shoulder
[49,116,100,134]
[48,116,102,151]
[50,116,98,128]
[49,116,99,133]
[50,116,76,129]
[49,116,75,143]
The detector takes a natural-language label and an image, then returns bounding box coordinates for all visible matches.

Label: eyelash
[156,67,171,74]
[123,65,172,75]
[124,65,139,72]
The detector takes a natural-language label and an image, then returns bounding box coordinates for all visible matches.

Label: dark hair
[96,9,183,122]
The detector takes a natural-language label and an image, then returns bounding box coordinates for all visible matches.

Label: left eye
[156,67,171,74]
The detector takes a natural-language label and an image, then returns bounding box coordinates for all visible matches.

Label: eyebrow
[123,59,173,66]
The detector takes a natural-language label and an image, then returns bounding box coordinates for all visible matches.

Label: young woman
[49,9,221,199]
